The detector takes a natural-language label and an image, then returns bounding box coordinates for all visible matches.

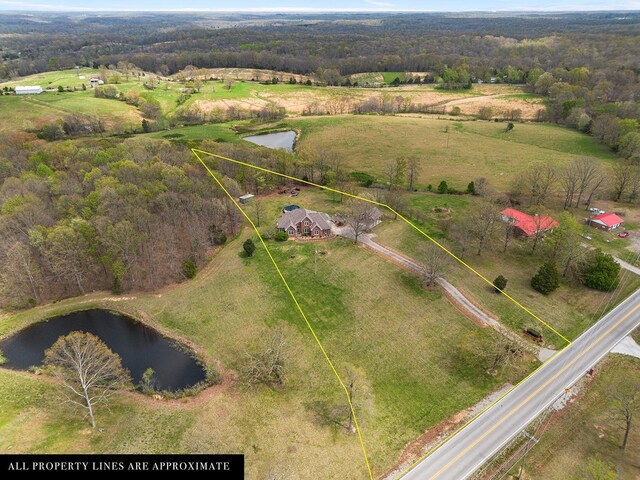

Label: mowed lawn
[0,208,527,477]
[520,354,640,479]
[288,115,618,191]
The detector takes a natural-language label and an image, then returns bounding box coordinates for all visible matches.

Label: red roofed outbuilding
[588,213,624,231]
[501,208,559,237]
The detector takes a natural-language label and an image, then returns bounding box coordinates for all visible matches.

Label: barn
[15,86,43,95]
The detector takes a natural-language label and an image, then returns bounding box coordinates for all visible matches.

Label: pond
[243,130,296,152]
[0,309,206,391]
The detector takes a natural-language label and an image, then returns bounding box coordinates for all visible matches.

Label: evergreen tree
[531,262,560,295]
[493,275,508,293]
[243,238,256,257]
[580,250,620,291]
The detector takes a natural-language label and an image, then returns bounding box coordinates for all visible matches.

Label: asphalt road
[400,286,640,480]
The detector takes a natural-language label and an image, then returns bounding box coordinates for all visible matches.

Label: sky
[0,0,638,11]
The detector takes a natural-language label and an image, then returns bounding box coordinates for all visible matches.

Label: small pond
[243,130,296,152]
[0,309,206,391]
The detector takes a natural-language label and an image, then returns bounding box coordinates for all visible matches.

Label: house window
[288,228,294,235]
[303,228,310,234]
[314,229,319,235]
[304,220,310,226]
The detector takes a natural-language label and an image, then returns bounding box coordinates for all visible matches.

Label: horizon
[1,1,639,13]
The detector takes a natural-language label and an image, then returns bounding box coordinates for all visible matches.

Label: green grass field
[0,190,532,476]
[287,115,618,191]
[520,355,640,479]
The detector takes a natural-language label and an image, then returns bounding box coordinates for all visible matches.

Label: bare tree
[243,331,287,387]
[610,381,639,450]
[476,331,522,375]
[406,156,420,191]
[0,240,41,303]
[471,201,501,256]
[44,332,131,428]
[612,163,637,202]
[421,243,448,286]
[502,222,513,253]
[560,161,580,209]
[384,189,407,220]
[573,157,601,208]
[529,212,553,255]
[346,199,372,243]
[474,177,490,197]
[524,164,557,206]
[584,172,607,211]
[253,199,263,227]
[385,161,397,191]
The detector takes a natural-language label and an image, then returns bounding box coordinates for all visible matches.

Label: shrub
[580,250,620,291]
[183,259,197,279]
[243,238,256,257]
[450,106,461,116]
[493,275,508,293]
[437,180,449,194]
[275,231,289,242]
[531,262,560,295]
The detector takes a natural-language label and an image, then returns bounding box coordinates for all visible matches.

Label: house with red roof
[501,208,559,237]
[588,213,624,231]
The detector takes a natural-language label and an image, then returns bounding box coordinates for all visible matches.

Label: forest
[0,134,297,307]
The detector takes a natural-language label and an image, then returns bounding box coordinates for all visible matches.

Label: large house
[276,208,332,238]
[501,208,558,237]
[589,213,624,231]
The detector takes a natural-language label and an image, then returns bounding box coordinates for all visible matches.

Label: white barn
[15,86,43,95]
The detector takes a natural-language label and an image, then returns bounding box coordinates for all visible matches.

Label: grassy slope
[288,116,618,191]
[522,355,640,479]
[0,190,524,476]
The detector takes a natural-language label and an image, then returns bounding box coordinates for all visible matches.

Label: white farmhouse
[15,86,43,95]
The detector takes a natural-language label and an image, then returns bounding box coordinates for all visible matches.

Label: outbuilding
[588,213,624,231]
[239,194,255,204]
[15,86,43,95]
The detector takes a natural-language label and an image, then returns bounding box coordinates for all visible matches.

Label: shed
[588,213,624,231]
[239,194,255,204]
[15,86,43,95]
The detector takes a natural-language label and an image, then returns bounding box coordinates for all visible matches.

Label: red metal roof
[501,208,559,237]
[590,213,624,227]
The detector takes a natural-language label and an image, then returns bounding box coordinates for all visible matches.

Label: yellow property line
[192,148,570,346]
[429,300,640,479]
[192,150,374,480]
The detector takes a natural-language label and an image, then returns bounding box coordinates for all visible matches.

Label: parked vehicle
[588,207,605,214]
[618,231,630,238]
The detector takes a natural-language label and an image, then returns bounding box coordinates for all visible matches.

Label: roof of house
[590,213,624,227]
[276,208,331,231]
[501,208,559,237]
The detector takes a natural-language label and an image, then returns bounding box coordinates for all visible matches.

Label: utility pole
[314,249,318,275]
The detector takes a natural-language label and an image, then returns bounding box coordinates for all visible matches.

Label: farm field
[287,115,618,191]
[0,68,545,138]
[0,191,533,477]
[517,354,640,479]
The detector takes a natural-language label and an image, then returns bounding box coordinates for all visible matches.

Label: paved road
[400,286,640,480]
